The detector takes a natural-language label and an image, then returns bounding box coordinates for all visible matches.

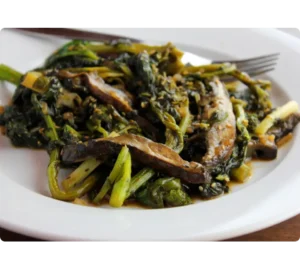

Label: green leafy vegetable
[110,150,132,207]
[0,39,299,209]
[0,64,22,85]
[93,145,129,203]
[136,177,191,208]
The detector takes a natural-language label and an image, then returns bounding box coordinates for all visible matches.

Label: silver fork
[12,28,279,79]
[180,51,279,81]
[213,53,279,76]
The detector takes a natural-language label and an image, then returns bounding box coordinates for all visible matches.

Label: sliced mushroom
[248,112,300,159]
[58,70,159,140]
[247,135,278,160]
[58,71,133,112]
[62,134,211,184]
[201,79,236,166]
[268,112,300,142]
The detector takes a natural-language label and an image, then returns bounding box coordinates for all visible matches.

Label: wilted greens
[1,40,299,209]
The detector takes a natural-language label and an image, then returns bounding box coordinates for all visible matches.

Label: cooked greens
[1,39,299,209]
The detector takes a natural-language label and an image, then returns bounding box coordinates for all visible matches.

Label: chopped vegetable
[136,177,191,208]
[0,39,299,208]
[93,145,129,203]
[230,163,252,183]
[110,150,132,207]
[62,158,103,191]
[0,64,22,85]
[255,101,299,135]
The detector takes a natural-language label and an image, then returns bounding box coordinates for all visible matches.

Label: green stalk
[63,117,109,192]
[255,101,299,135]
[109,151,132,207]
[0,64,22,86]
[86,120,109,137]
[86,43,172,55]
[48,149,100,200]
[32,93,100,201]
[225,81,240,92]
[181,64,227,73]
[150,101,183,153]
[234,104,250,141]
[63,124,82,142]
[126,168,155,198]
[200,64,237,78]
[179,98,191,135]
[230,70,272,109]
[93,146,129,203]
[62,158,102,191]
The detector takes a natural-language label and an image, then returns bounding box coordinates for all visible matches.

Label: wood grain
[226,214,300,241]
[1,214,299,241]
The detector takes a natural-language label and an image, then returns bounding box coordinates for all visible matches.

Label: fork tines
[215,53,280,78]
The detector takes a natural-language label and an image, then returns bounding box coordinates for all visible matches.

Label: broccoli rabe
[136,177,191,208]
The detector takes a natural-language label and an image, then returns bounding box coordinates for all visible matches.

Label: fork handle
[12,28,142,43]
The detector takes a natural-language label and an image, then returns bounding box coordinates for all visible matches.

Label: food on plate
[0,40,299,208]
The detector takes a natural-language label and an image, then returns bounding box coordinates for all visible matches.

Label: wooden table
[227,214,300,241]
[1,214,299,241]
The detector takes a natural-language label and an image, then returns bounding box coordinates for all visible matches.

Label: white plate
[0,28,299,241]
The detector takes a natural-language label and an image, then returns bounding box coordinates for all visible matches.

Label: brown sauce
[277,133,293,147]
[0,126,6,135]
[227,180,244,188]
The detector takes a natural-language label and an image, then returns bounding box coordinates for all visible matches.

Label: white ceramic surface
[0,28,299,240]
